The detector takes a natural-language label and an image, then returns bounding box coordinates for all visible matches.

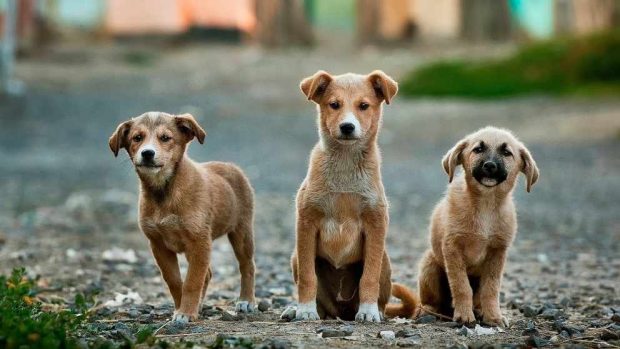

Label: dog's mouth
[478,177,499,187]
[335,136,360,144]
[136,163,164,170]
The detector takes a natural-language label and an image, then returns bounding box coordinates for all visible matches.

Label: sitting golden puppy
[109,112,256,323]
[286,70,418,322]
[418,126,539,326]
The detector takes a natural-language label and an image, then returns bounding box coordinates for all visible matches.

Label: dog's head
[442,126,539,192]
[300,70,397,146]
[109,111,206,184]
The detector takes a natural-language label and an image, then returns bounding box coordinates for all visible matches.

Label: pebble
[414,314,437,324]
[612,314,620,323]
[258,299,271,312]
[540,308,560,320]
[522,304,542,317]
[318,325,354,338]
[378,330,395,340]
[262,339,291,349]
[396,337,421,347]
[600,329,620,341]
[220,311,242,321]
[437,321,460,328]
[456,326,473,337]
[395,329,419,338]
[525,336,549,348]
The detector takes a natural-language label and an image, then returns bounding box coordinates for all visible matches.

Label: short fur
[109,112,256,323]
[418,126,539,326]
[288,70,418,322]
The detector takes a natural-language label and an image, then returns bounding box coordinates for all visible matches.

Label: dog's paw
[235,300,255,313]
[295,301,320,321]
[453,306,476,325]
[482,314,509,328]
[355,303,382,323]
[172,311,197,324]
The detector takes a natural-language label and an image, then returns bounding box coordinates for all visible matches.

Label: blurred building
[0,0,618,46]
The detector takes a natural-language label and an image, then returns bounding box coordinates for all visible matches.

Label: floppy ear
[108,120,133,157]
[368,70,398,105]
[175,113,206,144]
[300,70,333,103]
[519,146,539,193]
[442,139,468,183]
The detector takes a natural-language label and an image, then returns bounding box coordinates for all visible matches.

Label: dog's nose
[483,161,497,174]
[339,122,355,136]
[141,149,155,160]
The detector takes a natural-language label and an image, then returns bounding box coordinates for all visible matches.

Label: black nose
[482,161,497,174]
[339,122,355,135]
[141,149,155,160]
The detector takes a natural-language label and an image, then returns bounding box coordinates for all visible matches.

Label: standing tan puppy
[286,71,418,322]
[109,112,256,323]
[418,126,539,326]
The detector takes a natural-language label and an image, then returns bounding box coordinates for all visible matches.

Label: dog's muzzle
[473,160,507,187]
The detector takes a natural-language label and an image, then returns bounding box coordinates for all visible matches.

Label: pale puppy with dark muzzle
[417,126,539,327]
[109,111,257,323]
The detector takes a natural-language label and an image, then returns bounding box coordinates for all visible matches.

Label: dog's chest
[316,194,364,268]
[141,213,188,253]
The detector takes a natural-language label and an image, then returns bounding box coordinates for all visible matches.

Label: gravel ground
[0,42,619,348]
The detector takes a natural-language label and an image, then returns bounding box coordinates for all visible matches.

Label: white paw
[235,300,255,313]
[295,301,320,321]
[355,303,382,323]
[172,312,195,324]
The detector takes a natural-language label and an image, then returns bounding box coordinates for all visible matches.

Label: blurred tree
[255,0,314,47]
[461,0,512,41]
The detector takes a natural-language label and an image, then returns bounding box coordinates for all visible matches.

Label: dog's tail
[385,283,420,319]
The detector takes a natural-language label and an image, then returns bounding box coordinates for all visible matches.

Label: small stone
[378,330,395,340]
[258,300,271,312]
[396,337,421,347]
[264,339,291,349]
[414,314,436,324]
[437,321,460,328]
[220,311,241,321]
[522,327,539,336]
[522,304,542,317]
[318,325,354,338]
[456,326,473,337]
[600,329,620,341]
[612,314,620,323]
[279,306,296,321]
[525,336,549,348]
[395,329,419,338]
[540,308,560,320]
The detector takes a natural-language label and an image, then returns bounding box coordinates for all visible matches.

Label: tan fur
[109,112,256,322]
[291,70,418,322]
[418,126,539,326]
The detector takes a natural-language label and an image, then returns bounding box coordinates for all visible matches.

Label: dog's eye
[329,101,340,110]
[359,102,369,111]
[133,135,143,142]
[473,146,484,154]
[160,135,171,142]
[502,149,512,157]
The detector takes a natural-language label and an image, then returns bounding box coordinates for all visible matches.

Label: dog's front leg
[294,212,319,321]
[479,248,508,327]
[174,241,211,323]
[443,239,475,324]
[357,208,387,323]
[150,241,183,310]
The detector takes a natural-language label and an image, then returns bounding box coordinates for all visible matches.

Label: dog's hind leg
[418,250,451,317]
[228,221,256,313]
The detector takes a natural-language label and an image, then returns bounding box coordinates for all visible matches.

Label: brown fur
[109,112,256,322]
[290,71,418,322]
[418,126,539,326]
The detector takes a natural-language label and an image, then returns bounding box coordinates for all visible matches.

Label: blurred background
[0,1,618,344]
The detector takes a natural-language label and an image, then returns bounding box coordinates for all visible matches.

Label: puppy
[287,70,418,322]
[418,126,539,326]
[109,112,256,323]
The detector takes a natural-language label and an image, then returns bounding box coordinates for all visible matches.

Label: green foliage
[209,334,254,349]
[0,268,86,349]
[400,31,620,98]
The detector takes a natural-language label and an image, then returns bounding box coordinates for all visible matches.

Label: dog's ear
[368,70,398,105]
[109,120,133,157]
[300,70,333,103]
[442,139,468,183]
[175,113,206,144]
[519,146,539,193]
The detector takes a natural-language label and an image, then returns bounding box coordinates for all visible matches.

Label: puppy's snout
[339,122,355,136]
[141,149,155,161]
[482,161,498,174]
